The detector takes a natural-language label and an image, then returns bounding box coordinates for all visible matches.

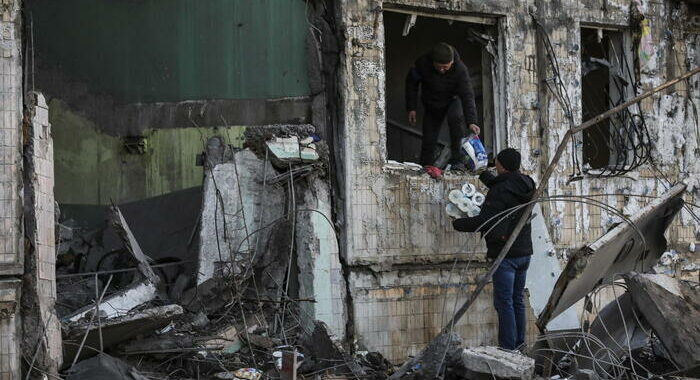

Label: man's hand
[408,111,417,127]
[469,124,481,135]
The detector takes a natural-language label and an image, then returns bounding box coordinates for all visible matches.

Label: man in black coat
[452,148,535,350]
[406,42,480,176]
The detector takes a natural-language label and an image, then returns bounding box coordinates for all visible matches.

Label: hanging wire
[531,14,582,179]
[532,13,654,179]
[584,36,653,178]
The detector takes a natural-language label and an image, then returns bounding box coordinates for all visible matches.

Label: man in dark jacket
[452,148,535,350]
[406,42,480,178]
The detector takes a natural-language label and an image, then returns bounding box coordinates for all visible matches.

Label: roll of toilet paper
[445,203,464,219]
[457,197,475,213]
[461,183,476,197]
[467,206,481,217]
[472,192,485,206]
[448,189,464,205]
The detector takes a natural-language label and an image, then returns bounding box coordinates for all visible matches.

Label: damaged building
[0,0,699,378]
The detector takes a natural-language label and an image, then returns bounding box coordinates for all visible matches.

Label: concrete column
[0,0,23,378]
[295,176,347,339]
[21,92,62,376]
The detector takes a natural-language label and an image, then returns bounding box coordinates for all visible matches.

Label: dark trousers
[419,98,467,166]
[492,256,531,350]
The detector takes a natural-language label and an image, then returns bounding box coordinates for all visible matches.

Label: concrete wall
[22,93,62,375]
[51,99,247,206]
[0,0,22,377]
[336,0,700,363]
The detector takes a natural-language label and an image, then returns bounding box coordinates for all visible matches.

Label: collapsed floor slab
[64,206,160,323]
[538,183,686,328]
[63,304,183,365]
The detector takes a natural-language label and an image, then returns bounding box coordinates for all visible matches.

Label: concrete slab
[64,305,183,365]
[538,184,686,328]
[623,272,700,371]
[459,346,535,380]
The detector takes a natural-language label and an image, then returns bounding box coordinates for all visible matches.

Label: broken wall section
[21,93,62,375]
[295,176,347,338]
[197,135,348,338]
[0,0,24,378]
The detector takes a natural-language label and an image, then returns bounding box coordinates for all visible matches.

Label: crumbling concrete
[65,206,160,323]
[295,176,348,339]
[63,304,183,364]
[21,92,63,375]
[458,346,535,380]
[623,272,700,371]
[65,281,157,323]
[197,140,285,285]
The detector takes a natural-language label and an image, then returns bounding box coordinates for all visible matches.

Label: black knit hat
[430,42,454,64]
[497,148,521,172]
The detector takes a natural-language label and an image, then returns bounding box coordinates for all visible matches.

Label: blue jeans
[492,256,531,350]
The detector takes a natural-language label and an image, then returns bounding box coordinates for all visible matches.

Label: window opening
[383,10,500,168]
[580,27,651,176]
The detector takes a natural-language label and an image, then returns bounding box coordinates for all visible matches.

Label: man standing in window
[406,42,481,179]
[452,148,535,350]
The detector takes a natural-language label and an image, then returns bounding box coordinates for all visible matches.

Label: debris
[244,333,282,349]
[659,249,680,266]
[302,321,366,377]
[573,369,599,380]
[385,160,423,171]
[109,205,159,284]
[64,280,157,323]
[456,346,535,380]
[65,353,149,380]
[64,206,161,323]
[63,305,183,363]
[623,272,700,371]
[389,332,462,379]
[232,368,263,380]
[204,325,242,353]
[575,292,650,375]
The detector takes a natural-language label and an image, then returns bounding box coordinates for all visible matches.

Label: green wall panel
[27,0,310,103]
[51,99,246,205]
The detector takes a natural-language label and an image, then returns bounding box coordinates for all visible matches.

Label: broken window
[580,27,651,175]
[383,9,503,167]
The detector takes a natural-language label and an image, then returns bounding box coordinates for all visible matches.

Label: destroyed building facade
[0,0,698,378]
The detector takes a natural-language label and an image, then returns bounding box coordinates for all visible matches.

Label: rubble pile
[53,131,394,379]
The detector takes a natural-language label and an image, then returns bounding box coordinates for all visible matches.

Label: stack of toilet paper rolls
[446,183,485,219]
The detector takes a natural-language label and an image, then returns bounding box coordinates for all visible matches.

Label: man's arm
[406,66,421,114]
[452,197,505,233]
[456,64,479,129]
[478,170,497,187]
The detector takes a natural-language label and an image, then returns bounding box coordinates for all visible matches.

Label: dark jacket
[405,50,478,125]
[453,170,536,259]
